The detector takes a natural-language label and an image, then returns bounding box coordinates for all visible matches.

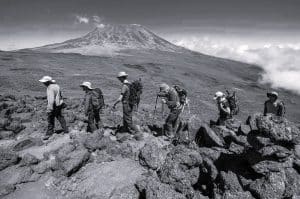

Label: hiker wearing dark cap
[80,81,102,132]
[39,76,68,140]
[264,91,285,117]
[157,83,182,138]
[214,91,231,126]
[112,72,137,134]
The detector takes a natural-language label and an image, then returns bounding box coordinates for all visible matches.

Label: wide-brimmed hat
[159,83,169,92]
[117,71,128,78]
[80,81,93,90]
[267,91,278,98]
[39,76,55,83]
[213,91,225,100]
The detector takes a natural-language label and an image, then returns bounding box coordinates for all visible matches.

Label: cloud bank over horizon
[169,36,300,95]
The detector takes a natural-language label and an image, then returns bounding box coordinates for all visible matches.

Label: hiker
[39,76,68,139]
[264,91,285,117]
[112,72,138,134]
[157,83,182,138]
[80,81,103,132]
[214,91,231,126]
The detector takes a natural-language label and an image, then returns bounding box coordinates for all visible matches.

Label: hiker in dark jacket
[264,91,285,117]
[112,72,137,134]
[158,83,182,138]
[80,81,101,132]
[214,91,231,126]
[39,76,68,140]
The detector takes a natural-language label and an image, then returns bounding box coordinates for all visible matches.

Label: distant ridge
[31,24,186,55]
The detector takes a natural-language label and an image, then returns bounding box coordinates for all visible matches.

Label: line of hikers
[38,72,286,140]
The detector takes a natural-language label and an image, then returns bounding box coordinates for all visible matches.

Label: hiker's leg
[47,111,55,136]
[164,109,179,138]
[55,106,68,133]
[87,110,97,133]
[123,103,135,133]
[94,108,102,129]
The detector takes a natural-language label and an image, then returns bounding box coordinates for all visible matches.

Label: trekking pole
[154,95,159,116]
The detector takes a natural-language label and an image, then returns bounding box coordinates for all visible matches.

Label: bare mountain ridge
[32,24,186,55]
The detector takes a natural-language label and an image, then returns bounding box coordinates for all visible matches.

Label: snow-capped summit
[32,24,185,55]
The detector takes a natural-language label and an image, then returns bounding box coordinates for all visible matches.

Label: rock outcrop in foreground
[0,94,300,199]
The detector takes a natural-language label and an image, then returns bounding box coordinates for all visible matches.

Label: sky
[1,0,300,93]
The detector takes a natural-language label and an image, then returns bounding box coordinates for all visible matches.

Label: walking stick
[154,95,159,116]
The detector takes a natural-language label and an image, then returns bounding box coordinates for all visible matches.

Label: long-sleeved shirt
[47,84,63,111]
[158,87,180,110]
[264,100,284,116]
[83,90,93,115]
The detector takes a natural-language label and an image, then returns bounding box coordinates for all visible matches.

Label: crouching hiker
[157,83,183,138]
[39,76,68,140]
[80,81,104,132]
[112,72,139,134]
[264,91,285,117]
[213,91,231,126]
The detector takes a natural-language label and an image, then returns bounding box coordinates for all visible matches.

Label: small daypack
[128,79,143,107]
[174,85,187,105]
[91,88,105,110]
[226,90,239,116]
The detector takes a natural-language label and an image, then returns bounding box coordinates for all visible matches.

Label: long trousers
[47,105,68,135]
[87,108,102,133]
[122,102,136,134]
[164,108,181,138]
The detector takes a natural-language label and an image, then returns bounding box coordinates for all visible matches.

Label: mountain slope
[32,24,186,55]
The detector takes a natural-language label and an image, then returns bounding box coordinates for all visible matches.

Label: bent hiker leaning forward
[157,83,182,138]
[112,71,138,134]
[39,76,68,140]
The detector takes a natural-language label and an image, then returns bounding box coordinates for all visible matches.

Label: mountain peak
[32,24,185,55]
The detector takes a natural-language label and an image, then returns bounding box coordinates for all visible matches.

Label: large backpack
[226,90,239,116]
[128,79,143,107]
[91,88,105,110]
[278,101,286,117]
[174,85,187,105]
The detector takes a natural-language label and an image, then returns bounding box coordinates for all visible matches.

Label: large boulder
[248,171,286,199]
[136,176,186,199]
[56,159,145,199]
[255,115,300,145]
[195,124,225,147]
[139,140,168,170]
[54,143,90,176]
[0,149,19,171]
[158,145,202,197]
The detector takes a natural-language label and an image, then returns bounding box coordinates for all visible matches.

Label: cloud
[75,15,89,24]
[92,15,105,28]
[171,36,300,94]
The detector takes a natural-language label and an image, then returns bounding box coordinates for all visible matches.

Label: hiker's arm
[113,94,123,108]
[46,88,55,112]
[84,95,91,116]
[220,103,230,114]
[263,102,267,116]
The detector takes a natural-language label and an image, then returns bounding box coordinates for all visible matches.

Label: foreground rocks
[1,94,300,199]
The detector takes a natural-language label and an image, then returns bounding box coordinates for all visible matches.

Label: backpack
[91,88,105,110]
[128,79,143,107]
[226,90,239,116]
[174,85,187,105]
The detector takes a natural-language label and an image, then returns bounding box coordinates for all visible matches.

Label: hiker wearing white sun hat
[264,91,285,117]
[39,76,68,140]
[113,71,138,134]
[80,81,104,132]
[214,91,231,125]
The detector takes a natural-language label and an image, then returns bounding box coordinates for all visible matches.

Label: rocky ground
[1,93,300,199]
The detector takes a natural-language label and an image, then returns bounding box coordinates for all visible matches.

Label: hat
[159,83,169,92]
[117,71,128,78]
[214,91,225,100]
[80,81,93,90]
[39,76,55,83]
[267,91,278,98]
